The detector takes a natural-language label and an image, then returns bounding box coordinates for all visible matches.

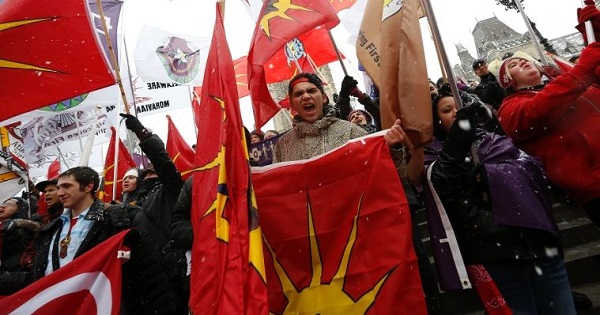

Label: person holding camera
[472,59,506,110]
[424,90,575,314]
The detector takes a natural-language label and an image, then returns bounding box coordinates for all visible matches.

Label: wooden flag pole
[327,30,348,76]
[94,0,131,114]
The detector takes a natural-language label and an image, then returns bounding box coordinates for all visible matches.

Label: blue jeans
[485,256,575,315]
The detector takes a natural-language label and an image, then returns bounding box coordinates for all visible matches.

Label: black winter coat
[0,199,132,295]
[121,133,188,315]
[171,175,193,251]
[0,219,39,271]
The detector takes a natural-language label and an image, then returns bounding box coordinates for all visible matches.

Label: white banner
[134,25,210,86]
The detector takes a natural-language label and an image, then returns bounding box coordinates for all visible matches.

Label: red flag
[251,135,427,313]
[0,230,132,314]
[0,0,115,122]
[248,0,340,129]
[264,27,342,83]
[100,127,136,203]
[190,4,268,314]
[166,115,195,180]
[194,57,250,100]
[234,56,251,98]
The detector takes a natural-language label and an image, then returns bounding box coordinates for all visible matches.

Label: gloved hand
[120,113,145,133]
[339,75,358,98]
[576,42,600,71]
[0,219,17,234]
[461,93,493,126]
[442,106,478,158]
[576,0,600,45]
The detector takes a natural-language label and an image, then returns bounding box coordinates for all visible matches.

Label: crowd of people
[1,2,599,314]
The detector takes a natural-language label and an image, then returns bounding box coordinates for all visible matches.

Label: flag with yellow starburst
[190,4,268,315]
[247,0,340,129]
[0,0,115,122]
[252,135,428,314]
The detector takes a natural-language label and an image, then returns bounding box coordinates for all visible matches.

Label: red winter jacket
[498,65,600,204]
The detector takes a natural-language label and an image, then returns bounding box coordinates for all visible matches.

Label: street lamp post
[495,0,559,55]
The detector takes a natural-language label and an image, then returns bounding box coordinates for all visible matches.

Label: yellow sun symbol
[0,18,59,72]
[259,0,312,38]
[265,194,392,314]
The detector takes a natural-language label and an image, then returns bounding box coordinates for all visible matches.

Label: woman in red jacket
[497,32,600,226]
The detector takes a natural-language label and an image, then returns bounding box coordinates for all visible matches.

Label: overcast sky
[121,0,585,144]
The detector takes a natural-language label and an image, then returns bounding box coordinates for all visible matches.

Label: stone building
[453,16,585,82]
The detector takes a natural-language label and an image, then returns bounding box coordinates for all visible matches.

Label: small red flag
[264,27,342,83]
[100,127,136,202]
[0,230,133,314]
[0,0,115,122]
[166,115,195,180]
[248,0,340,129]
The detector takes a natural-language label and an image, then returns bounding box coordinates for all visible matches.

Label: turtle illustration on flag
[156,37,201,84]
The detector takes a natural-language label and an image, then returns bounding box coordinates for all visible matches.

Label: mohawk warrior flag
[0,0,115,122]
[134,25,210,86]
[0,230,133,315]
[247,0,340,129]
[99,127,136,202]
[190,4,268,314]
[166,115,195,180]
[251,135,427,314]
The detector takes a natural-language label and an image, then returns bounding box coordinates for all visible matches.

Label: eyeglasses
[1,202,17,207]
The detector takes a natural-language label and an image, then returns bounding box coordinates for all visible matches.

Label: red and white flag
[0,230,133,315]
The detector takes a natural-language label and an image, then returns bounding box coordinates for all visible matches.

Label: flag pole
[512,0,548,66]
[420,0,463,109]
[112,125,120,201]
[94,0,131,114]
[305,53,336,97]
[188,87,199,139]
[327,30,348,76]
[581,0,597,43]
[78,107,101,167]
[73,111,85,153]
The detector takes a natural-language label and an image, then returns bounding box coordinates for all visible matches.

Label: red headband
[289,77,310,89]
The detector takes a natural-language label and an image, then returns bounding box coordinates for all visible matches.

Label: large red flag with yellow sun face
[252,135,427,314]
[190,4,268,314]
[0,0,115,122]
[248,0,340,129]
